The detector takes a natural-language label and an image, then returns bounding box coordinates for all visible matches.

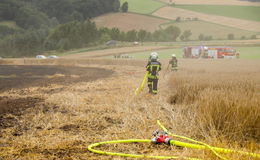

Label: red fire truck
[183,46,238,59]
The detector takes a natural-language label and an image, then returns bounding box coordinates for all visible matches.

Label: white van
[36,55,47,59]
[48,55,59,59]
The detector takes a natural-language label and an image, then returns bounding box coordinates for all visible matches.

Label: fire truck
[183,46,239,59]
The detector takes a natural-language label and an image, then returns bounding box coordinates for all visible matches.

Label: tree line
[0,18,193,57]
[4,17,256,57]
[0,0,120,29]
[0,0,187,58]
[0,0,121,57]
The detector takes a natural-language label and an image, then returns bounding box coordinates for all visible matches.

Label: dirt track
[63,46,173,58]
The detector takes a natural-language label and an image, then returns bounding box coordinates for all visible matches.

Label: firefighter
[169,54,178,71]
[236,52,240,59]
[146,52,161,94]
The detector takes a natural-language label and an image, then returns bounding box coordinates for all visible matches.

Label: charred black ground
[0,65,114,92]
[0,65,114,128]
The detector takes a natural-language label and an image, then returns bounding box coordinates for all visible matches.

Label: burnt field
[0,65,113,92]
[0,65,113,116]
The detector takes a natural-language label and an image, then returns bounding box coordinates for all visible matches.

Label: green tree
[49,17,60,27]
[126,30,137,41]
[119,31,126,41]
[47,20,99,50]
[176,17,181,22]
[198,34,204,41]
[144,32,152,41]
[204,35,213,41]
[240,36,246,40]
[0,25,19,38]
[251,35,257,39]
[180,35,184,41]
[113,0,120,12]
[152,30,161,41]
[57,38,70,51]
[71,11,84,21]
[15,6,50,29]
[36,0,74,23]
[180,30,192,41]
[227,33,234,40]
[110,28,120,40]
[0,0,21,20]
[121,2,128,12]
[99,33,111,44]
[0,28,48,57]
[138,30,147,42]
[164,26,181,41]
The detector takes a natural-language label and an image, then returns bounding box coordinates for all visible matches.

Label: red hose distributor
[151,130,171,145]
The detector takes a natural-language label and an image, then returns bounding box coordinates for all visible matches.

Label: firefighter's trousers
[148,78,158,94]
[171,64,178,72]
[171,66,178,72]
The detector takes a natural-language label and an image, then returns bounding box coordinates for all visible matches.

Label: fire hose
[135,71,148,95]
[88,120,260,160]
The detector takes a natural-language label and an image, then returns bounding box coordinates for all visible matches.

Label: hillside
[159,0,260,6]
[0,0,121,58]
[161,21,256,40]
[153,6,260,32]
[0,21,20,29]
[1,0,259,58]
[0,0,120,29]
[120,0,165,14]
[175,5,260,22]
[106,0,260,40]
[93,13,168,32]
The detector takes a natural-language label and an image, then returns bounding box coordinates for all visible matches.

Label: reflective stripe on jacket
[146,61,161,79]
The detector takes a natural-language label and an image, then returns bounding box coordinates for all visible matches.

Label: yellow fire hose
[88,139,200,160]
[135,71,148,95]
[88,120,260,160]
[157,120,260,160]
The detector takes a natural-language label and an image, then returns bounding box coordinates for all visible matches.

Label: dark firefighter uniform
[146,60,161,94]
[169,57,178,71]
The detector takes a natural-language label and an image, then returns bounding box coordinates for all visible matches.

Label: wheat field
[0,58,259,160]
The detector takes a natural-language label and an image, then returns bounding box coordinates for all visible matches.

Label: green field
[236,46,260,59]
[161,21,256,40]
[120,0,165,14]
[175,5,260,22]
[109,47,260,59]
